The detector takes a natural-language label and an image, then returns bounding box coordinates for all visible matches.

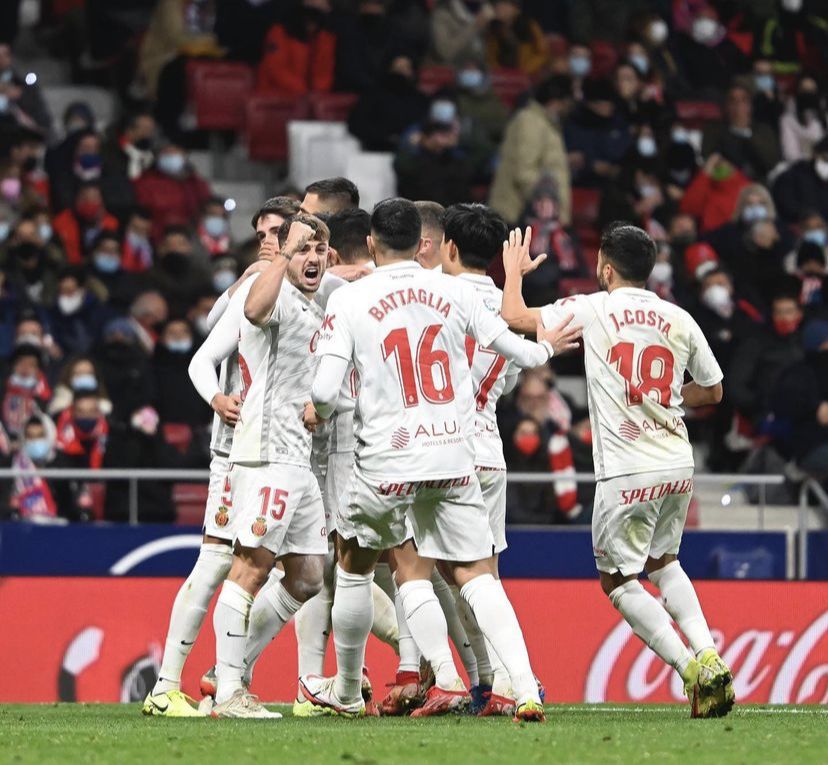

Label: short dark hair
[162,224,191,240]
[371,198,422,253]
[414,200,445,237]
[328,208,371,264]
[277,213,331,248]
[599,222,656,284]
[534,74,572,105]
[304,177,360,212]
[251,196,300,229]
[92,230,121,249]
[443,203,508,271]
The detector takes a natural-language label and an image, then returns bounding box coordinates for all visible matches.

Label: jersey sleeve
[315,271,348,309]
[540,293,595,331]
[686,317,724,387]
[315,289,354,361]
[465,283,509,347]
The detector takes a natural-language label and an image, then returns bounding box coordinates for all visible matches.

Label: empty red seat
[571,187,601,229]
[186,60,255,131]
[559,277,599,297]
[490,69,531,108]
[546,33,569,60]
[576,225,600,248]
[676,100,722,126]
[418,65,456,95]
[245,95,310,162]
[162,423,193,454]
[589,40,619,78]
[173,483,209,526]
[311,92,359,122]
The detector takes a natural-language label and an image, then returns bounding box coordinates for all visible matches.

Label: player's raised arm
[500,226,545,334]
[245,219,315,326]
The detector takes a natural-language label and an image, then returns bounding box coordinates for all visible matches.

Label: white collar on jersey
[374,260,422,272]
[610,286,652,296]
[457,272,494,285]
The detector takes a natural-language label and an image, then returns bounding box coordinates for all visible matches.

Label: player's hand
[256,239,280,263]
[303,401,325,432]
[283,220,316,257]
[503,226,546,277]
[537,313,582,356]
[243,259,271,278]
[328,263,372,282]
[817,401,828,426]
[211,392,241,425]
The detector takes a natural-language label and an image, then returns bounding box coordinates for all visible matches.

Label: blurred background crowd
[0,0,827,525]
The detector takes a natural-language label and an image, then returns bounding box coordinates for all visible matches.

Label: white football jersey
[316,261,509,481]
[458,273,512,470]
[540,288,723,480]
[230,281,329,466]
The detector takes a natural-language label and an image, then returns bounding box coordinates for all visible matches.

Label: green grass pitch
[1,704,826,765]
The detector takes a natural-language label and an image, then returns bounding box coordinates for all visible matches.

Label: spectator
[11,415,58,521]
[485,0,548,77]
[567,0,653,46]
[2,215,64,306]
[753,0,826,74]
[0,43,52,136]
[348,53,429,151]
[52,182,119,265]
[634,13,687,98]
[43,103,94,192]
[193,197,231,261]
[133,142,212,243]
[413,200,445,269]
[121,207,154,273]
[565,43,591,100]
[795,241,828,311]
[751,57,785,133]
[189,292,218,341]
[701,82,781,180]
[49,355,113,418]
[127,291,169,356]
[152,319,209,427]
[6,127,49,210]
[85,230,141,311]
[662,123,699,203]
[48,129,104,213]
[490,74,572,225]
[2,344,50,439]
[680,149,751,232]
[779,75,826,163]
[503,415,560,524]
[141,226,211,316]
[210,257,238,296]
[395,119,474,207]
[598,150,670,233]
[564,77,631,188]
[335,0,397,94]
[48,267,110,356]
[257,0,336,96]
[97,317,156,423]
[772,135,828,224]
[428,0,492,67]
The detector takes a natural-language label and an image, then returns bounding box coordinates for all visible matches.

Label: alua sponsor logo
[585,611,828,704]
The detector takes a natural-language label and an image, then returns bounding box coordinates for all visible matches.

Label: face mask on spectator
[670,126,691,144]
[132,137,153,152]
[514,432,541,456]
[710,162,733,181]
[71,373,97,391]
[1,177,21,202]
[166,338,193,354]
[38,222,52,241]
[58,292,84,315]
[647,19,668,45]
[75,153,102,180]
[127,230,150,250]
[701,283,733,318]
[458,69,484,90]
[637,135,657,157]
[158,153,185,176]
[804,229,828,248]
[75,417,99,434]
[213,269,236,293]
[0,94,9,113]
[638,183,660,199]
[691,17,721,46]
[782,0,803,11]
[194,314,211,337]
[24,438,50,463]
[430,99,456,124]
[0,221,9,241]
[650,261,672,284]
[773,316,802,336]
[10,373,37,389]
[629,53,649,76]
[815,158,828,181]
[94,251,121,273]
[204,215,228,238]
[754,74,775,93]
[16,333,42,347]
[568,55,591,78]
[742,203,769,224]
[163,251,190,275]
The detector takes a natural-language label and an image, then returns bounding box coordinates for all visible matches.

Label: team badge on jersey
[251,516,267,537]
[214,505,230,528]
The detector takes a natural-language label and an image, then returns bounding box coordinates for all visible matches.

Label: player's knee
[289,574,323,603]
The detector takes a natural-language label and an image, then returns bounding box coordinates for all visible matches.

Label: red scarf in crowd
[12,449,57,519]
[2,372,51,437]
[55,410,108,469]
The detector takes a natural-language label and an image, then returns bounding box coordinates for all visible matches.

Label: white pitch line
[553,706,828,715]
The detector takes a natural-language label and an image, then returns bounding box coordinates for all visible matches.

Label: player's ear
[327,246,340,266]
[366,235,376,262]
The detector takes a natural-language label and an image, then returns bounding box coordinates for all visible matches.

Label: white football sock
[399,579,462,690]
[332,567,374,703]
[609,579,693,674]
[293,579,334,697]
[213,580,254,704]
[394,580,421,673]
[371,582,399,652]
[453,588,499,689]
[460,574,538,704]
[244,581,302,687]
[373,562,396,600]
[649,561,716,655]
[153,543,232,694]
[431,572,478,686]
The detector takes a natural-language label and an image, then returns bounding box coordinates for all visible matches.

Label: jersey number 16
[382,324,455,408]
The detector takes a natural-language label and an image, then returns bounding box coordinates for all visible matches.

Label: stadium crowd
[0,0,827,523]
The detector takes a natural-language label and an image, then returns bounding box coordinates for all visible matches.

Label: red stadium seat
[490,69,531,108]
[675,100,722,127]
[571,187,601,229]
[186,60,255,131]
[311,92,359,122]
[589,40,619,78]
[418,65,456,95]
[245,95,310,162]
[575,226,600,248]
[545,33,569,60]
[173,483,209,526]
[162,423,193,454]
[559,277,599,297]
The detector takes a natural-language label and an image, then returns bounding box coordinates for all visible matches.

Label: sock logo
[226,631,246,638]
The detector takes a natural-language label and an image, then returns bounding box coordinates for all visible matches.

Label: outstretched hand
[502,226,547,277]
[537,313,582,356]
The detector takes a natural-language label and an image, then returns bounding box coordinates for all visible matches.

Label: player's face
[596,252,610,291]
[256,213,284,259]
[286,236,328,295]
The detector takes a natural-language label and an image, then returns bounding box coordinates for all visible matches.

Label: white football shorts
[592,467,694,576]
[324,450,354,536]
[203,452,235,541]
[477,467,507,554]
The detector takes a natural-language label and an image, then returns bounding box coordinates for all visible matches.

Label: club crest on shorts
[251,516,267,537]
[214,505,230,527]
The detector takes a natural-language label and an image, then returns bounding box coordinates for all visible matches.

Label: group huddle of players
[141,177,735,722]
